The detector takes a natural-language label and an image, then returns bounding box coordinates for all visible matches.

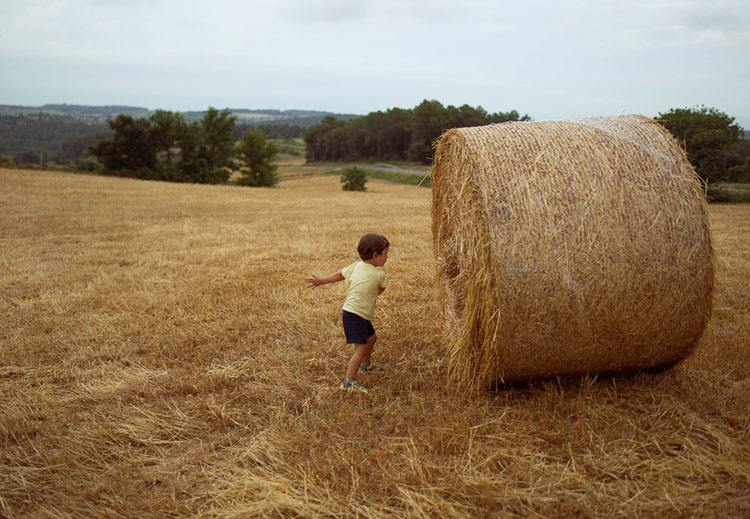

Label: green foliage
[406,100,453,163]
[341,167,368,191]
[731,138,750,163]
[233,123,304,140]
[0,154,13,166]
[168,118,229,184]
[149,109,184,169]
[706,185,750,204]
[87,108,236,184]
[277,137,305,157]
[305,100,530,164]
[0,112,110,165]
[0,104,351,167]
[75,157,99,172]
[656,106,742,185]
[304,116,347,161]
[54,132,110,164]
[200,107,236,172]
[727,164,750,183]
[236,129,280,187]
[88,114,158,174]
[13,150,43,164]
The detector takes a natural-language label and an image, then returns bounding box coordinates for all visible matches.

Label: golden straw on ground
[431,115,714,387]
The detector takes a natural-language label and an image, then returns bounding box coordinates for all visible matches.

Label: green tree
[370,108,411,159]
[171,121,222,184]
[55,132,110,164]
[164,109,234,184]
[487,109,530,124]
[88,114,157,176]
[727,164,750,183]
[0,154,13,166]
[731,138,750,163]
[15,150,42,165]
[85,108,238,184]
[446,104,488,128]
[150,109,184,170]
[200,107,236,174]
[656,106,742,185]
[304,116,346,160]
[0,112,110,163]
[407,99,448,163]
[341,166,367,191]
[303,100,530,164]
[236,129,280,187]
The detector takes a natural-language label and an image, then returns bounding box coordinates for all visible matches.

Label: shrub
[341,167,367,191]
[236,129,280,187]
[78,158,99,172]
[727,164,750,183]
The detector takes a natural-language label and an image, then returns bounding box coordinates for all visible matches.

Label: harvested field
[1,168,748,518]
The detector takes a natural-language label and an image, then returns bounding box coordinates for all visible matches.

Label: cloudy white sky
[1,0,748,125]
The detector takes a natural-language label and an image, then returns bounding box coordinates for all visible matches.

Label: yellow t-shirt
[341,261,386,321]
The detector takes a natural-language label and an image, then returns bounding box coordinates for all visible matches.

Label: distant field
[708,184,750,204]
[274,137,307,166]
[716,182,750,191]
[273,139,432,186]
[1,168,748,518]
[234,113,283,120]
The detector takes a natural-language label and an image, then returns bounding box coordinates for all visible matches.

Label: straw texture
[431,115,714,387]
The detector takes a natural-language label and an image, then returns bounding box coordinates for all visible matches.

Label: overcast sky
[1,0,748,125]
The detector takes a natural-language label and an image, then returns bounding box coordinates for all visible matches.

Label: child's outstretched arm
[305,270,344,289]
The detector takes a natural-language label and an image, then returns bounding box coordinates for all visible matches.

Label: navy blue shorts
[342,310,375,344]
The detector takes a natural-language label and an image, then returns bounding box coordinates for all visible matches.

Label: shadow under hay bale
[431,115,714,388]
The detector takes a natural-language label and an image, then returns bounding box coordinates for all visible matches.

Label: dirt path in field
[356,163,430,175]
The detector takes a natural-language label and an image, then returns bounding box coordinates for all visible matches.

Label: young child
[306,233,389,392]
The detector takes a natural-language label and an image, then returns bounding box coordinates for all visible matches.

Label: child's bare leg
[345,343,369,381]
[360,334,377,367]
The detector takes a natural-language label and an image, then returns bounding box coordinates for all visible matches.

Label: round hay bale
[431,115,714,387]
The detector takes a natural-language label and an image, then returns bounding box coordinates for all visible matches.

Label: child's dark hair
[357,233,390,260]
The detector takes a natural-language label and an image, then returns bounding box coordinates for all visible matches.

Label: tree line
[303,101,748,185]
[0,107,319,169]
[233,123,304,140]
[656,106,748,185]
[0,113,110,166]
[2,101,747,190]
[88,108,280,187]
[304,99,530,164]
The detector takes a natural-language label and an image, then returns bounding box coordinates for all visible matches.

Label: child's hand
[305,271,343,288]
[305,275,322,289]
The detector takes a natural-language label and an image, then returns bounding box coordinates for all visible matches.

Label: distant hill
[186,108,358,127]
[0,104,358,128]
[0,104,152,122]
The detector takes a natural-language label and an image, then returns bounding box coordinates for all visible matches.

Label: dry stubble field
[1,167,748,518]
